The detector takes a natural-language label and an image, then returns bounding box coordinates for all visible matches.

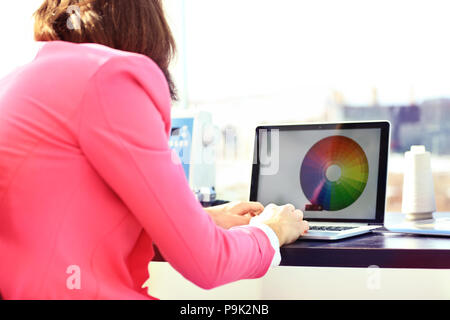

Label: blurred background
[1,0,449,212]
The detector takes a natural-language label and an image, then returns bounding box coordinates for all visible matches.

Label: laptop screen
[251,122,389,223]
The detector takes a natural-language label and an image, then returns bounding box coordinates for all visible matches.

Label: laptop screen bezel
[249,121,390,225]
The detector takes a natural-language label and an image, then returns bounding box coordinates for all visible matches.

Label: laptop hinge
[309,221,370,226]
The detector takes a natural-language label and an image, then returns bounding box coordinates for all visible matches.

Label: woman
[0,0,308,299]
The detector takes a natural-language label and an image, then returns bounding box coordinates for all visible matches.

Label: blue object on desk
[169,111,216,191]
[385,213,450,237]
[170,117,194,181]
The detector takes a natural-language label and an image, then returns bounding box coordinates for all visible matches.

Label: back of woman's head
[34,0,177,100]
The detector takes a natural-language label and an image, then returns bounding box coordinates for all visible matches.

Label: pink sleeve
[78,55,275,290]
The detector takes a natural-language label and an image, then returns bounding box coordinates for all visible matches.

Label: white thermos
[401,145,436,221]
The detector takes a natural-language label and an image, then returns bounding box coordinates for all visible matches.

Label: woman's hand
[205,201,265,229]
[252,203,309,246]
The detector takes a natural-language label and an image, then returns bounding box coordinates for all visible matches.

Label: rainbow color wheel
[300,136,369,211]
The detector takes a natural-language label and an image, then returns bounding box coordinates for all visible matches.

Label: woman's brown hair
[34,0,177,100]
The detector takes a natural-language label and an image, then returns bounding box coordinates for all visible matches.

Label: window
[168,0,450,211]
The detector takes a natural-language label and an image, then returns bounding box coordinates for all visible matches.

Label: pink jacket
[0,41,275,299]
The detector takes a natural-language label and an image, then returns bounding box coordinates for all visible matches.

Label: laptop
[250,121,390,240]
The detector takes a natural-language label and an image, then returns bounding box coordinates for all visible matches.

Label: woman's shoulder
[33,41,170,102]
[36,41,164,79]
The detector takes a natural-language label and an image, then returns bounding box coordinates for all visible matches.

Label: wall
[147,262,450,300]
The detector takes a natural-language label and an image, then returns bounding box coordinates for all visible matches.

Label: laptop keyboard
[309,226,358,232]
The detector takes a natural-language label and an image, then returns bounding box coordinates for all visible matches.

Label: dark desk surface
[281,212,450,269]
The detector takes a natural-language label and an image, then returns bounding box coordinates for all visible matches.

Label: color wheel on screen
[300,135,369,211]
